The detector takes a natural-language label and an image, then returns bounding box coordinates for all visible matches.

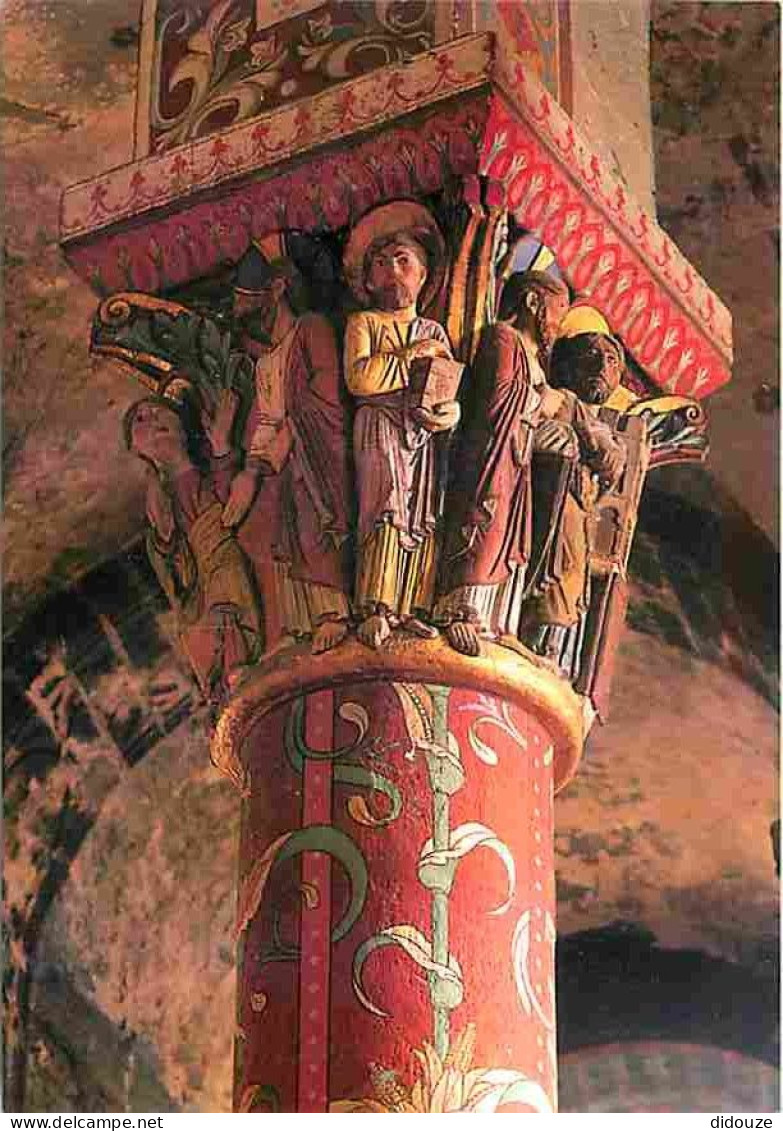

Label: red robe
[238,313,352,644]
[441,322,540,593]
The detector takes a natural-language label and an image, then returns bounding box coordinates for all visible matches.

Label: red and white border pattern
[61,35,492,242]
[483,62,732,397]
[60,34,731,399]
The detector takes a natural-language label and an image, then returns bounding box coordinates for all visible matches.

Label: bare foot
[446,620,480,657]
[400,614,439,640]
[312,619,349,655]
[357,613,391,650]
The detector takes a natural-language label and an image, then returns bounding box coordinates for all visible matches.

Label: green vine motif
[245,822,368,971]
[353,684,517,1061]
[238,694,405,966]
[354,685,462,1058]
[284,696,403,828]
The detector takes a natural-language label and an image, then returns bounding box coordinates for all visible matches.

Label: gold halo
[342,201,446,311]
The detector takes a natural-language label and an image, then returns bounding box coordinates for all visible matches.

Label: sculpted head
[233,241,303,344]
[550,332,624,404]
[124,397,191,469]
[344,203,445,312]
[497,271,570,357]
[550,307,625,405]
[364,233,430,313]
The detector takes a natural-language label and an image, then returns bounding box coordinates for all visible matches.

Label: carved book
[408,356,465,411]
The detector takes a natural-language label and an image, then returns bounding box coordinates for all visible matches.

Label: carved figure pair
[437,274,626,669]
[223,208,462,657]
[126,204,461,695]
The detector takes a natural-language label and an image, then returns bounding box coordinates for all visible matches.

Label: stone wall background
[569,0,657,213]
[650,1,779,548]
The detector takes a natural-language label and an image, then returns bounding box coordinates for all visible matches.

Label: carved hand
[202,389,239,456]
[406,338,452,362]
[538,386,566,418]
[411,400,461,433]
[222,468,258,528]
[591,442,626,489]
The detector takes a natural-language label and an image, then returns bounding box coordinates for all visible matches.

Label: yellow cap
[557,305,612,339]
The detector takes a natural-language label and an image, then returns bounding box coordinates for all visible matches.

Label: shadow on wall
[558,922,778,1066]
[628,464,779,708]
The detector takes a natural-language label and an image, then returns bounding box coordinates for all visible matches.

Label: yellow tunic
[344,307,452,617]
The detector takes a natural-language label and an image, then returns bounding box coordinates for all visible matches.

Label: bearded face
[572,335,623,403]
[550,333,624,404]
[532,289,570,358]
[233,284,281,344]
[365,239,428,312]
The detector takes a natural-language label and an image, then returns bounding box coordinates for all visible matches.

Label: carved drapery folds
[91,180,709,728]
[70,23,727,739]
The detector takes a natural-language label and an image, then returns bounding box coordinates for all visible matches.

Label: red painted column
[297,690,333,1113]
[230,665,572,1114]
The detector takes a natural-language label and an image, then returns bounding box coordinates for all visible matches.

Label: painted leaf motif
[338,700,369,742]
[415,1040,443,1094]
[419,822,516,916]
[468,722,499,765]
[276,825,367,943]
[234,831,292,937]
[467,700,528,765]
[235,825,367,944]
[336,763,402,828]
[352,925,463,1018]
[347,795,376,826]
[285,697,369,774]
[429,1065,464,1112]
[511,909,533,1015]
[298,881,320,909]
[346,793,396,827]
[392,682,434,754]
[444,1023,476,1073]
[410,1078,426,1111]
[511,910,555,1031]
